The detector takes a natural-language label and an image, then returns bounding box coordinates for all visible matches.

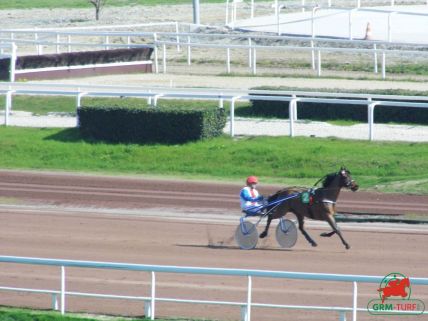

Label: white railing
[228,0,428,24]
[0,42,17,82]
[0,256,426,321]
[2,82,428,141]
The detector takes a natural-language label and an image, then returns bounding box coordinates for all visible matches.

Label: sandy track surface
[0,170,427,321]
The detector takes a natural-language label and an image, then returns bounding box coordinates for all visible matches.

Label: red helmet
[246,176,258,185]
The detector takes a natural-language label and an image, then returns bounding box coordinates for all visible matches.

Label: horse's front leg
[259,214,272,238]
[297,214,317,247]
[325,211,350,250]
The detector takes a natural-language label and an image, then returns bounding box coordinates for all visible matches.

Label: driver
[240,176,264,214]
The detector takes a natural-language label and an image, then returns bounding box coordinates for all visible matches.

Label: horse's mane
[322,172,338,188]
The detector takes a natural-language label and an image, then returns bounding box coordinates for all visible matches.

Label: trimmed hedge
[0,47,152,80]
[250,87,428,125]
[78,105,226,144]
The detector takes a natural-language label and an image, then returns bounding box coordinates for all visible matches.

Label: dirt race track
[0,170,427,321]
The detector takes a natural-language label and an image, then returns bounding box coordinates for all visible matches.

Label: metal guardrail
[1,82,428,141]
[0,255,426,321]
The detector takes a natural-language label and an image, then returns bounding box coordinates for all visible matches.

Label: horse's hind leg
[320,230,336,237]
[259,214,272,238]
[297,214,317,247]
[325,214,350,250]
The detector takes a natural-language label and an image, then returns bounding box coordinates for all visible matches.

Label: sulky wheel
[235,221,258,250]
[276,218,298,248]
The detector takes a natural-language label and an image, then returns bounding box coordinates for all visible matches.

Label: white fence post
[339,311,347,321]
[248,38,252,68]
[150,271,156,321]
[230,97,236,137]
[5,90,13,126]
[353,281,358,321]
[368,100,377,141]
[56,34,60,54]
[67,35,72,53]
[317,50,322,76]
[252,47,257,75]
[251,0,254,18]
[302,0,305,12]
[311,40,315,70]
[357,0,361,8]
[175,22,181,52]
[387,12,396,42]
[187,36,192,65]
[289,98,298,137]
[246,276,252,321]
[373,44,378,74]
[105,35,110,50]
[60,266,66,315]
[162,43,167,74]
[226,0,230,25]
[52,294,59,311]
[10,43,17,82]
[153,33,159,74]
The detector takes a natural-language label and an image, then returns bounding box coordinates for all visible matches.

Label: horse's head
[338,167,359,192]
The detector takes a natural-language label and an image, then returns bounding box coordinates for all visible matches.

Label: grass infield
[1,125,428,194]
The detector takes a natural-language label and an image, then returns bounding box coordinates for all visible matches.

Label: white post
[10,43,16,82]
[226,0,230,25]
[339,311,347,321]
[150,271,156,321]
[311,40,315,70]
[127,36,131,49]
[381,51,386,79]
[391,0,395,6]
[368,101,375,141]
[153,33,159,74]
[175,21,181,52]
[187,36,192,65]
[105,35,110,50]
[248,38,252,68]
[219,93,224,108]
[252,47,257,75]
[56,34,60,54]
[353,281,358,321]
[277,6,281,36]
[289,99,297,137]
[302,0,305,12]
[328,0,332,7]
[317,50,322,76]
[34,32,40,55]
[311,7,317,38]
[230,98,236,137]
[5,90,13,126]
[227,48,231,73]
[251,0,254,18]
[246,276,252,321]
[373,43,378,73]
[60,266,65,315]
[357,0,361,8]
[162,43,167,74]
[52,294,59,311]
[67,35,71,53]
[274,0,278,17]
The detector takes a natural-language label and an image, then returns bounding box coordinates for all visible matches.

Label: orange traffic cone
[364,22,373,40]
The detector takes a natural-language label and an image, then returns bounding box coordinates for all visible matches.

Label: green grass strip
[0,307,168,321]
[1,126,428,193]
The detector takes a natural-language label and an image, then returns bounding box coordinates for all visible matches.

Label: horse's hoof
[259,232,267,239]
[320,232,329,237]
[345,244,351,250]
[311,242,318,247]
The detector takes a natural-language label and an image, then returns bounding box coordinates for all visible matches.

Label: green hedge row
[250,87,428,124]
[77,105,226,144]
[0,48,152,80]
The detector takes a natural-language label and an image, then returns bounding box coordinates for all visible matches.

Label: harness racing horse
[259,167,359,250]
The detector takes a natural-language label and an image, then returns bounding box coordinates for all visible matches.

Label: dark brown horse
[259,167,359,250]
